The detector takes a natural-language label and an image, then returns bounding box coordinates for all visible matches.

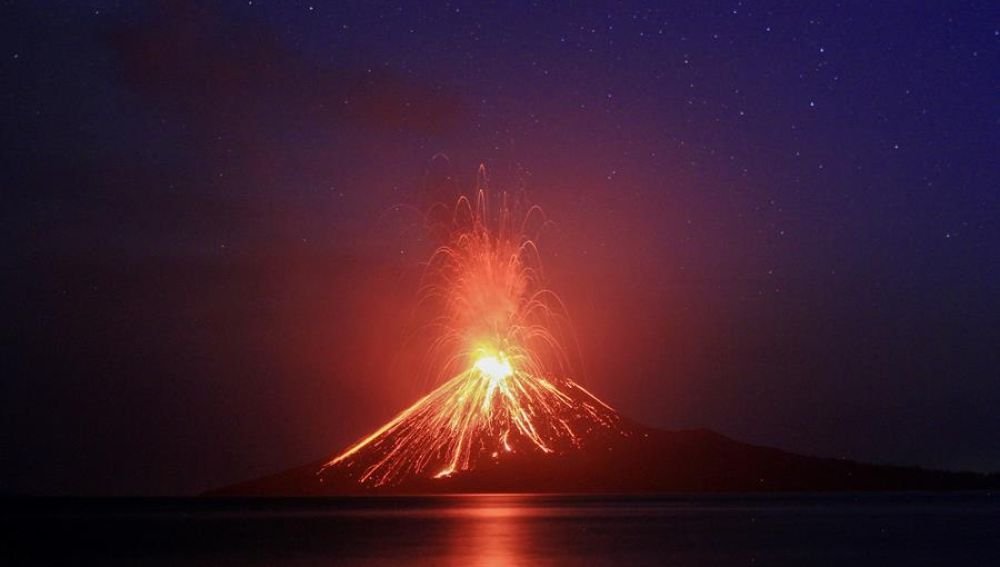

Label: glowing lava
[474,352,513,385]
[320,176,623,488]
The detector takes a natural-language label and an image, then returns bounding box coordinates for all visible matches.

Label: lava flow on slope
[317,177,628,489]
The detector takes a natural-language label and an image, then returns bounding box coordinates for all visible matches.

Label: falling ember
[320,172,623,487]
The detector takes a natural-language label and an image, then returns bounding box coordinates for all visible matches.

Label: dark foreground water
[2,493,998,565]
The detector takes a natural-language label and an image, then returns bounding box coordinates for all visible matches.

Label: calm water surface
[3,493,998,565]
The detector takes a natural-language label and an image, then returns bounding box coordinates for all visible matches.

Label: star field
[1,1,998,494]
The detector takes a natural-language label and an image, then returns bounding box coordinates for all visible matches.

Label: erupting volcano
[212,172,1000,496]
[320,179,628,488]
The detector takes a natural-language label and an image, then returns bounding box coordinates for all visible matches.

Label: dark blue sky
[2,1,998,495]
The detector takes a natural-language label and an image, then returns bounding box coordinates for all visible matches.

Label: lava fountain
[319,176,623,488]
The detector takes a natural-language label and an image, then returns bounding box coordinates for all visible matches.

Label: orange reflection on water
[440,495,541,566]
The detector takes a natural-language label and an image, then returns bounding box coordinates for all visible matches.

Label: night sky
[2,2,998,495]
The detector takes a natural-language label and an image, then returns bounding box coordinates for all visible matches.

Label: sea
[2,493,998,565]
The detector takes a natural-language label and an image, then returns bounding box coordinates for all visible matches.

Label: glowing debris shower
[320,177,622,487]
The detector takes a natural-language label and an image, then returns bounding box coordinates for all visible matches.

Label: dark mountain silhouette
[209,420,999,495]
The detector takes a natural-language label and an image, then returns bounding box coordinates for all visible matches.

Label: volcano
[211,187,998,495]
[211,384,998,496]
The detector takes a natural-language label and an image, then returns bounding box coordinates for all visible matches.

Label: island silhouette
[211,419,998,496]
